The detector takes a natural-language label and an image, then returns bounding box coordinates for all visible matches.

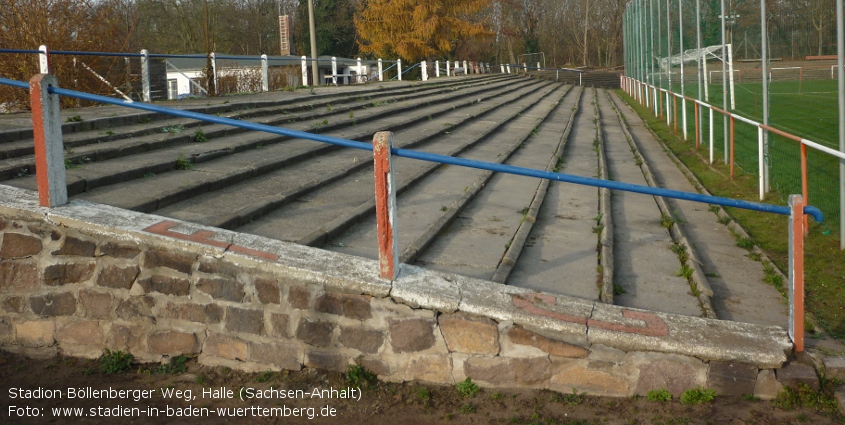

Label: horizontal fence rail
[0,75,822,352]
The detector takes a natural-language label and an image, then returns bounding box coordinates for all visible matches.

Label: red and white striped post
[373,131,398,280]
[29,74,67,208]
[788,194,806,352]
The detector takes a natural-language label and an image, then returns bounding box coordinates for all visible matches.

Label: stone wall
[0,185,795,399]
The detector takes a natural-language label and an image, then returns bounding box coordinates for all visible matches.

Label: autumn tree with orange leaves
[354,0,493,63]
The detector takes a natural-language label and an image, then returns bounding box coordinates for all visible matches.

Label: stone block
[513,357,552,385]
[143,249,195,275]
[197,257,239,277]
[56,320,104,346]
[197,277,244,302]
[115,297,154,320]
[305,351,347,372]
[52,236,96,257]
[754,369,784,400]
[30,292,77,317]
[255,277,280,305]
[633,353,707,397]
[356,357,391,377]
[288,286,310,309]
[43,262,95,286]
[551,359,628,396]
[296,318,335,347]
[0,233,42,258]
[96,265,140,290]
[225,307,264,335]
[823,357,845,382]
[439,313,499,355]
[161,302,223,324]
[314,292,372,320]
[268,313,291,339]
[0,261,39,292]
[388,318,435,353]
[706,361,758,397]
[507,325,588,358]
[0,315,11,336]
[464,357,513,385]
[149,330,199,356]
[835,385,845,416]
[249,341,301,371]
[202,334,248,361]
[79,290,113,319]
[339,326,384,354]
[405,355,452,384]
[106,324,147,353]
[776,362,819,391]
[15,320,55,347]
[138,275,190,296]
[2,296,25,313]
[98,242,140,259]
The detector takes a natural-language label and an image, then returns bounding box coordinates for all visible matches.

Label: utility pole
[308,0,319,86]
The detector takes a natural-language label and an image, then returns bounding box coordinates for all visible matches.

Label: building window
[167,79,178,100]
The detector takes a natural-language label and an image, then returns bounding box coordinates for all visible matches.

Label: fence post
[29,74,67,208]
[447,60,451,77]
[464,61,468,75]
[357,57,362,84]
[378,58,383,82]
[507,64,511,74]
[788,194,806,352]
[210,52,218,95]
[373,131,398,280]
[435,60,440,78]
[501,64,505,74]
[261,54,269,92]
[421,61,428,81]
[758,125,765,200]
[397,59,402,81]
[38,45,50,74]
[140,49,151,102]
[301,56,309,87]
[332,57,338,85]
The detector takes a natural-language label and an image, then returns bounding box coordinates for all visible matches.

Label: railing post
[261,54,269,92]
[446,60,451,77]
[301,56,309,87]
[506,64,511,74]
[758,125,765,200]
[397,59,402,81]
[357,57,362,84]
[332,57,338,85]
[38,45,50,74]
[464,61,468,75]
[501,64,505,74]
[730,116,736,179]
[373,131,398,280]
[29,74,67,208]
[140,49,151,102]
[709,107,714,164]
[435,60,440,78]
[421,61,428,81]
[378,58,383,82]
[788,194,806,352]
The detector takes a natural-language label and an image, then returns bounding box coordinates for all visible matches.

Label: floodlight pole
[307,0,319,86]
[838,0,845,249]
[760,0,770,193]
[721,0,728,162]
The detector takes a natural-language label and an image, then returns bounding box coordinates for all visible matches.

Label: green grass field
[652,79,841,229]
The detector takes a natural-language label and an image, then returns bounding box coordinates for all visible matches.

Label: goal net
[659,44,735,109]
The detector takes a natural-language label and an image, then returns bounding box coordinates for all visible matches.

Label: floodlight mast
[308,0,319,86]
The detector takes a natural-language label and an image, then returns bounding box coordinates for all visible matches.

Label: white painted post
[332,57,338,85]
[507,64,511,74]
[28,74,67,208]
[435,60,440,77]
[210,52,218,94]
[38,45,50,74]
[301,56,309,87]
[378,58,383,82]
[421,61,428,81]
[758,125,765,200]
[140,49,151,102]
[446,60,451,77]
[537,62,541,71]
[397,59,402,81]
[523,63,526,74]
[463,61,468,74]
[682,98,688,140]
[709,107,714,164]
[357,57,362,84]
[501,64,505,73]
[261,54,269,92]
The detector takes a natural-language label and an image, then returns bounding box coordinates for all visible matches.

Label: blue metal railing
[0,76,824,222]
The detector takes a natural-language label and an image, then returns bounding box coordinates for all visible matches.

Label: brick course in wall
[0,187,799,397]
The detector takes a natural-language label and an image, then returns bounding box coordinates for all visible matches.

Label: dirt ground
[1,350,843,425]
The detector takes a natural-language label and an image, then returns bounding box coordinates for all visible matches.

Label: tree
[294,0,358,57]
[355,0,493,62]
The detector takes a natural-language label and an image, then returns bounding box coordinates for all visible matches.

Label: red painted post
[373,131,398,280]
[29,74,68,208]
[788,194,806,352]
